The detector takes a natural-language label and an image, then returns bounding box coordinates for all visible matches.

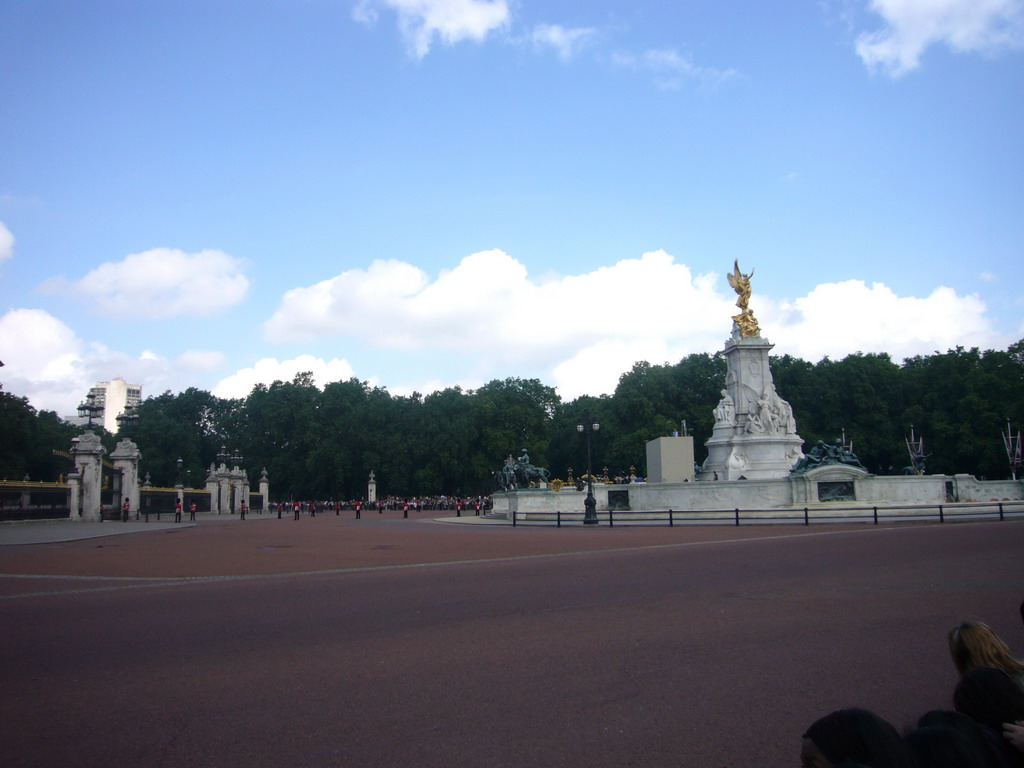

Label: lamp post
[115,404,139,434]
[577,415,600,525]
[77,392,103,429]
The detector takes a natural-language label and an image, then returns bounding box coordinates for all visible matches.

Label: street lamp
[77,392,103,429]
[115,404,139,434]
[576,415,600,525]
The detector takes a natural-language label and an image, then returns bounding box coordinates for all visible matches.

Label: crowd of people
[266,495,493,517]
[800,603,1024,767]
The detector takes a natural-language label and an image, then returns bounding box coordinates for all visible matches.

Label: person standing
[293,499,301,520]
[174,498,182,523]
[189,501,197,521]
[122,499,130,522]
[240,501,247,520]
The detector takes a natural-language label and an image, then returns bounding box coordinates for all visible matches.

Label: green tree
[0,392,79,481]
[469,378,559,477]
[420,387,478,494]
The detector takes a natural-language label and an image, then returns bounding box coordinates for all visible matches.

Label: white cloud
[387,376,478,398]
[5,255,1006,417]
[760,280,1004,361]
[353,0,510,58]
[0,307,231,416]
[612,48,737,89]
[531,23,597,60]
[0,308,83,385]
[856,0,1024,76]
[178,349,228,372]
[212,355,357,400]
[265,248,729,352]
[265,249,731,397]
[553,338,681,401]
[38,248,249,319]
[0,221,13,263]
[262,250,1007,400]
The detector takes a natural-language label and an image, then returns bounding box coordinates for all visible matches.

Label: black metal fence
[1,485,265,522]
[509,500,1024,527]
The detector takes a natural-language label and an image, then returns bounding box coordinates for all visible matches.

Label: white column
[259,468,270,508]
[67,470,81,521]
[71,431,105,522]
[110,439,142,514]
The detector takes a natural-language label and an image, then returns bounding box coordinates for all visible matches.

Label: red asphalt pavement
[1,512,1022,768]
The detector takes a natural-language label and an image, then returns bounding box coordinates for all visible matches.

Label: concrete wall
[492,473,1023,517]
[951,475,1023,501]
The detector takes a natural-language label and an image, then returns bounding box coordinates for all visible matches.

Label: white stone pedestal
[646,436,695,483]
[701,334,804,481]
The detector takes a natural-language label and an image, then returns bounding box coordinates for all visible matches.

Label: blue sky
[2,0,1022,417]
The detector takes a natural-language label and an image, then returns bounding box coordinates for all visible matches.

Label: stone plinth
[646,436,694,483]
[701,334,803,481]
[791,464,870,504]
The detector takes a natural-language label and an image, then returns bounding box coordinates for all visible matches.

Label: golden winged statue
[727,260,760,337]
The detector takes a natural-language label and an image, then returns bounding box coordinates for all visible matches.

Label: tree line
[3,340,1022,500]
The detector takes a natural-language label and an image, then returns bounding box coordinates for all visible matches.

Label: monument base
[491,474,1023,520]
[700,333,804,481]
[702,431,804,481]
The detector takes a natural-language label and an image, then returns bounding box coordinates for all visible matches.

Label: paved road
[1,514,1022,767]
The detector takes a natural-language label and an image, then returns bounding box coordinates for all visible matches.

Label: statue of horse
[493,455,550,490]
[515,464,550,487]
[494,464,517,491]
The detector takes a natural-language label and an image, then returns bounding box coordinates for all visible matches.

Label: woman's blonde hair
[948,621,1024,677]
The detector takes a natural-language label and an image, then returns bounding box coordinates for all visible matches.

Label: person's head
[904,725,1002,768]
[953,666,1024,731]
[948,621,1024,677]
[801,708,911,768]
[914,710,1007,768]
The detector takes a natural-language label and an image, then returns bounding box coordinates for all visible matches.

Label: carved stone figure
[728,450,748,471]
[761,392,782,433]
[745,408,766,434]
[713,389,735,425]
[778,399,797,435]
